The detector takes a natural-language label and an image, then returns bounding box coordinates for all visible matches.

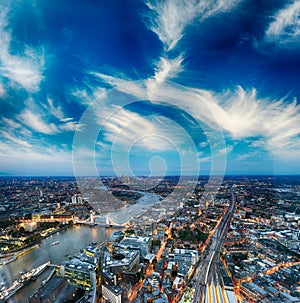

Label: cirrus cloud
[0,6,45,92]
[265,1,300,47]
[18,110,58,135]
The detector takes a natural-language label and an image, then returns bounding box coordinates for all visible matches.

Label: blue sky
[0,0,300,176]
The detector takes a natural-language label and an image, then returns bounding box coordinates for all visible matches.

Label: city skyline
[1,0,300,176]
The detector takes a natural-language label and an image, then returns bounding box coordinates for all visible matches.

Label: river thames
[1,225,117,302]
[0,191,161,302]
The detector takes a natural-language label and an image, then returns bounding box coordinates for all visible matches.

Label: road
[128,224,172,302]
[191,191,236,303]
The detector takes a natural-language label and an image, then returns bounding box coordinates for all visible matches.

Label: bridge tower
[90,211,95,225]
[105,214,110,226]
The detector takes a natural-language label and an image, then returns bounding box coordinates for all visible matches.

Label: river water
[0,225,115,302]
[98,191,161,224]
[0,191,161,302]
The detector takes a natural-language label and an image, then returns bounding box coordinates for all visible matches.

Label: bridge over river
[78,190,162,227]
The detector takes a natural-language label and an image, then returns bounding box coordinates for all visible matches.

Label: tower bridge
[18,213,126,228]
[92,213,126,227]
[76,212,126,227]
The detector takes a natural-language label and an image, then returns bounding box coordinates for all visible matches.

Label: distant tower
[40,190,43,197]
[71,195,77,204]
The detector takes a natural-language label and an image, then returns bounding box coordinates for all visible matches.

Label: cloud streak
[153,55,184,83]
[0,141,73,175]
[212,87,300,155]
[145,0,242,92]
[18,110,58,135]
[146,0,241,51]
[88,73,300,158]
[0,130,31,147]
[0,6,45,92]
[46,97,65,120]
[0,80,5,97]
[265,1,300,46]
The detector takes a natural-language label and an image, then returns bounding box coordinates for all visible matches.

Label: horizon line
[0,174,299,178]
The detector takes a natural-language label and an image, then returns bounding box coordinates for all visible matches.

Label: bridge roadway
[191,191,236,303]
[76,213,126,227]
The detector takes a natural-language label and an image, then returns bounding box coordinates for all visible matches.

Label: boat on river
[0,255,17,267]
[0,261,50,300]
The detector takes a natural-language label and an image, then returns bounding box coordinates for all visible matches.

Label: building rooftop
[64,258,97,273]
[102,283,123,295]
[104,248,139,268]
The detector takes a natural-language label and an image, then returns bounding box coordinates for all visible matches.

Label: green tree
[152,239,161,247]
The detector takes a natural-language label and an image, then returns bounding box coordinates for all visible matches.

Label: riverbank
[0,223,73,260]
[1,225,114,303]
[0,262,50,301]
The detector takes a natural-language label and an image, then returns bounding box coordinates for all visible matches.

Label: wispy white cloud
[146,0,198,51]
[0,112,78,175]
[0,7,45,92]
[72,86,108,106]
[145,0,241,86]
[2,117,22,130]
[146,0,241,51]
[236,151,259,162]
[0,80,5,96]
[15,98,83,135]
[18,109,58,135]
[265,1,300,46]
[45,97,84,132]
[60,117,74,122]
[199,141,208,148]
[46,97,64,120]
[90,72,129,88]
[198,156,211,163]
[153,55,184,83]
[0,141,73,175]
[215,87,300,152]
[72,84,200,159]
[2,102,66,157]
[0,130,31,147]
[2,117,32,139]
[99,107,187,152]
[60,120,85,132]
[218,145,233,155]
[88,74,300,157]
